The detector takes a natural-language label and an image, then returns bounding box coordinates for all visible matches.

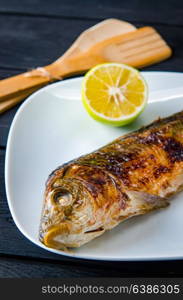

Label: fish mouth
[43,223,105,250]
[43,223,72,249]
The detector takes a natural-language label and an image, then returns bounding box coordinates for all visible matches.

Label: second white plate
[5,71,183,261]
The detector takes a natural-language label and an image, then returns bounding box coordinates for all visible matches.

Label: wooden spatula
[0,26,171,104]
[0,18,136,103]
[0,18,136,113]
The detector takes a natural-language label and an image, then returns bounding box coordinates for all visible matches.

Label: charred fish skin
[40,111,183,250]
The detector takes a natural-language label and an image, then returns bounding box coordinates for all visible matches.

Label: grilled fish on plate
[39,111,183,250]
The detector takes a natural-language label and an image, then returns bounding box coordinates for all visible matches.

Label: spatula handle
[0,56,98,102]
[0,64,62,102]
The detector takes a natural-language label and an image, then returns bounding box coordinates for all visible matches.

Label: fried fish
[39,111,183,250]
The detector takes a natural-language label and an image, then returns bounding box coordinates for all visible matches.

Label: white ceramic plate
[5,72,183,261]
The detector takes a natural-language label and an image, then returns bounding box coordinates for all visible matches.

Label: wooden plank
[0,256,113,278]
[0,69,23,147]
[0,0,183,26]
[0,68,25,80]
[0,126,9,148]
[1,256,182,278]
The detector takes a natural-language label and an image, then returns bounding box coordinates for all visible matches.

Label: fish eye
[51,188,73,206]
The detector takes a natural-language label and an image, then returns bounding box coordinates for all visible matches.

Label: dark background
[0,0,183,278]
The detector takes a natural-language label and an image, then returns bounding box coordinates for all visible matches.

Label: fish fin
[125,190,169,214]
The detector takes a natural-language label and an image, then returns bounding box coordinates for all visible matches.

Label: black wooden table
[1,0,183,278]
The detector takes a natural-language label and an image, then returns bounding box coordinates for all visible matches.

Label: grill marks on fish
[48,114,183,200]
[154,165,170,179]
[77,148,139,188]
[163,137,183,163]
[63,164,127,210]
[62,118,183,197]
[138,131,183,163]
[76,144,163,192]
[40,111,183,249]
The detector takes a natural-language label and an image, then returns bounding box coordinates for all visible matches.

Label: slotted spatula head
[64,26,172,72]
[102,26,172,68]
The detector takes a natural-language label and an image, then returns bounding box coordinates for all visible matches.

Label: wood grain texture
[0,257,113,278]
[0,0,183,26]
[1,256,183,278]
[1,0,183,278]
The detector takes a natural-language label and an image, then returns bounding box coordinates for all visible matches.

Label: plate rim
[5,71,183,261]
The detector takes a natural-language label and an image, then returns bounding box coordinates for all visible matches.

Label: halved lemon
[82,63,148,126]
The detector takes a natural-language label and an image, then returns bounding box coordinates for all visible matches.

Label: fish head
[39,167,104,250]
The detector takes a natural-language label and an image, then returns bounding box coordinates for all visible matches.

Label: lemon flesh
[82,63,148,126]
